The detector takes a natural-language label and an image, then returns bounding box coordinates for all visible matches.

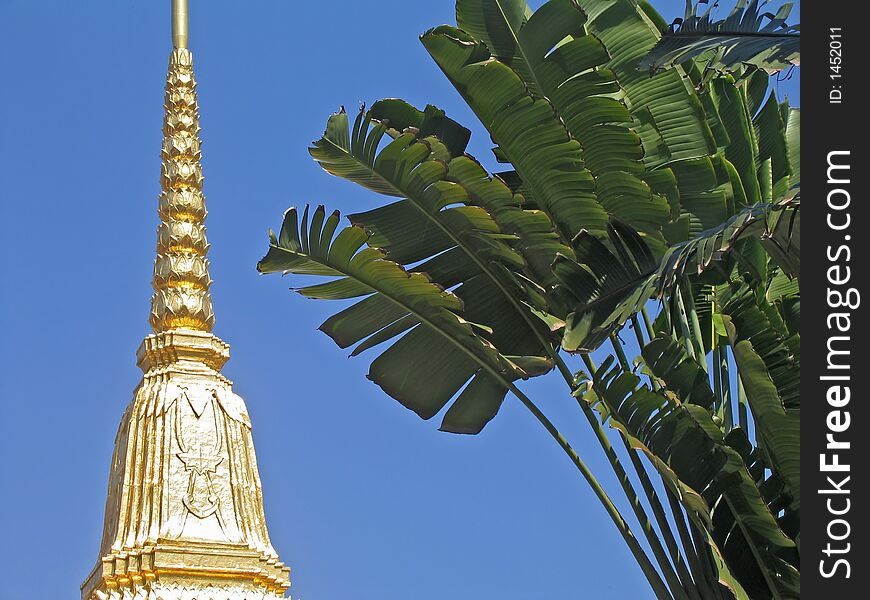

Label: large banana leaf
[576,0,717,166]
[311,108,513,269]
[422,25,607,242]
[314,109,564,308]
[451,0,731,245]
[454,0,670,234]
[306,109,570,432]
[366,99,573,295]
[640,0,800,75]
[259,206,553,434]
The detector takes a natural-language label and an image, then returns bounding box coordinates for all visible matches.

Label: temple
[81,1,291,598]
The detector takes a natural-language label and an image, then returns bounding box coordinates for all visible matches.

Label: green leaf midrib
[318,135,404,197]
[722,494,788,600]
[566,263,657,318]
[492,0,546,96]
[667,31,800,39]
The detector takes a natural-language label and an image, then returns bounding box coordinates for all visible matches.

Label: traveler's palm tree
[258,1,801,598]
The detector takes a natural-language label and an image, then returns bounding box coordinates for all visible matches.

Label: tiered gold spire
[151,0,214,333]
[81,2,290,598]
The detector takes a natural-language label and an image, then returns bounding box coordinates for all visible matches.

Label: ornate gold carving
[154,254,211,289]
[83,331,291,600]
[174,390,226,523]
[149,46,213,333]
[83,4,290,598]
[151,287,215,332]
[85,578,287,600]
[137,330,230,372]
[159,190,207,222]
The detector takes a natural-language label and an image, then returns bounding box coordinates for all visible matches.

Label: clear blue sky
[0,2,798,599]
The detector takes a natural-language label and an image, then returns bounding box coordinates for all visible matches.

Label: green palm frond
[423,25,608,242]
[586,342,800,598]
[555,196,797,353]
[455,0,669,226]
[640,0,800,75]
[577,0,719,165]
[259,206,553,434]
[309,107,567,420]
[554,220,659,352]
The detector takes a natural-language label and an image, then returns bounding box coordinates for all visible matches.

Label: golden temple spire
[82,3,290,598]
[150,0,214,332]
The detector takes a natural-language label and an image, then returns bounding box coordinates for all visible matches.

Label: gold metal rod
[172,0,189,48]
[79,3,291,597]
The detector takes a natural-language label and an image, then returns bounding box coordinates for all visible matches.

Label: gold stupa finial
[172,0,188,48]
[81,3,290,596]
[150,0,214,332]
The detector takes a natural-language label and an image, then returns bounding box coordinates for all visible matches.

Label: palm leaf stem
[522,385,674,600]
[642,306,658,342]
[659,301,675,340]
[717,339,734,430]
[609,334,699,598]
[678,492,725,600]
[631,435,701,597]
[737,375,749,432]
[712,342,736,431]
[608,333,632,373]
[681,282,708,372]
[638,310,721,596]
[712,343,724,420]
[674,285,700,362]
[542,311,689,597]
[632,316,661,391]
[580,348,686,599]
[628,317,703,599]
[554,343,691,597]
[723,495,783,600]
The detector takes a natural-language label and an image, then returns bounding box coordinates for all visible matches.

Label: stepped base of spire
[137,329,230,372]
[84,329,290,600]
[81,541,290,599]
[84,583,285,600]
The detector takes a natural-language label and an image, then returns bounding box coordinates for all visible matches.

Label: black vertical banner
[802,2,865,597]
